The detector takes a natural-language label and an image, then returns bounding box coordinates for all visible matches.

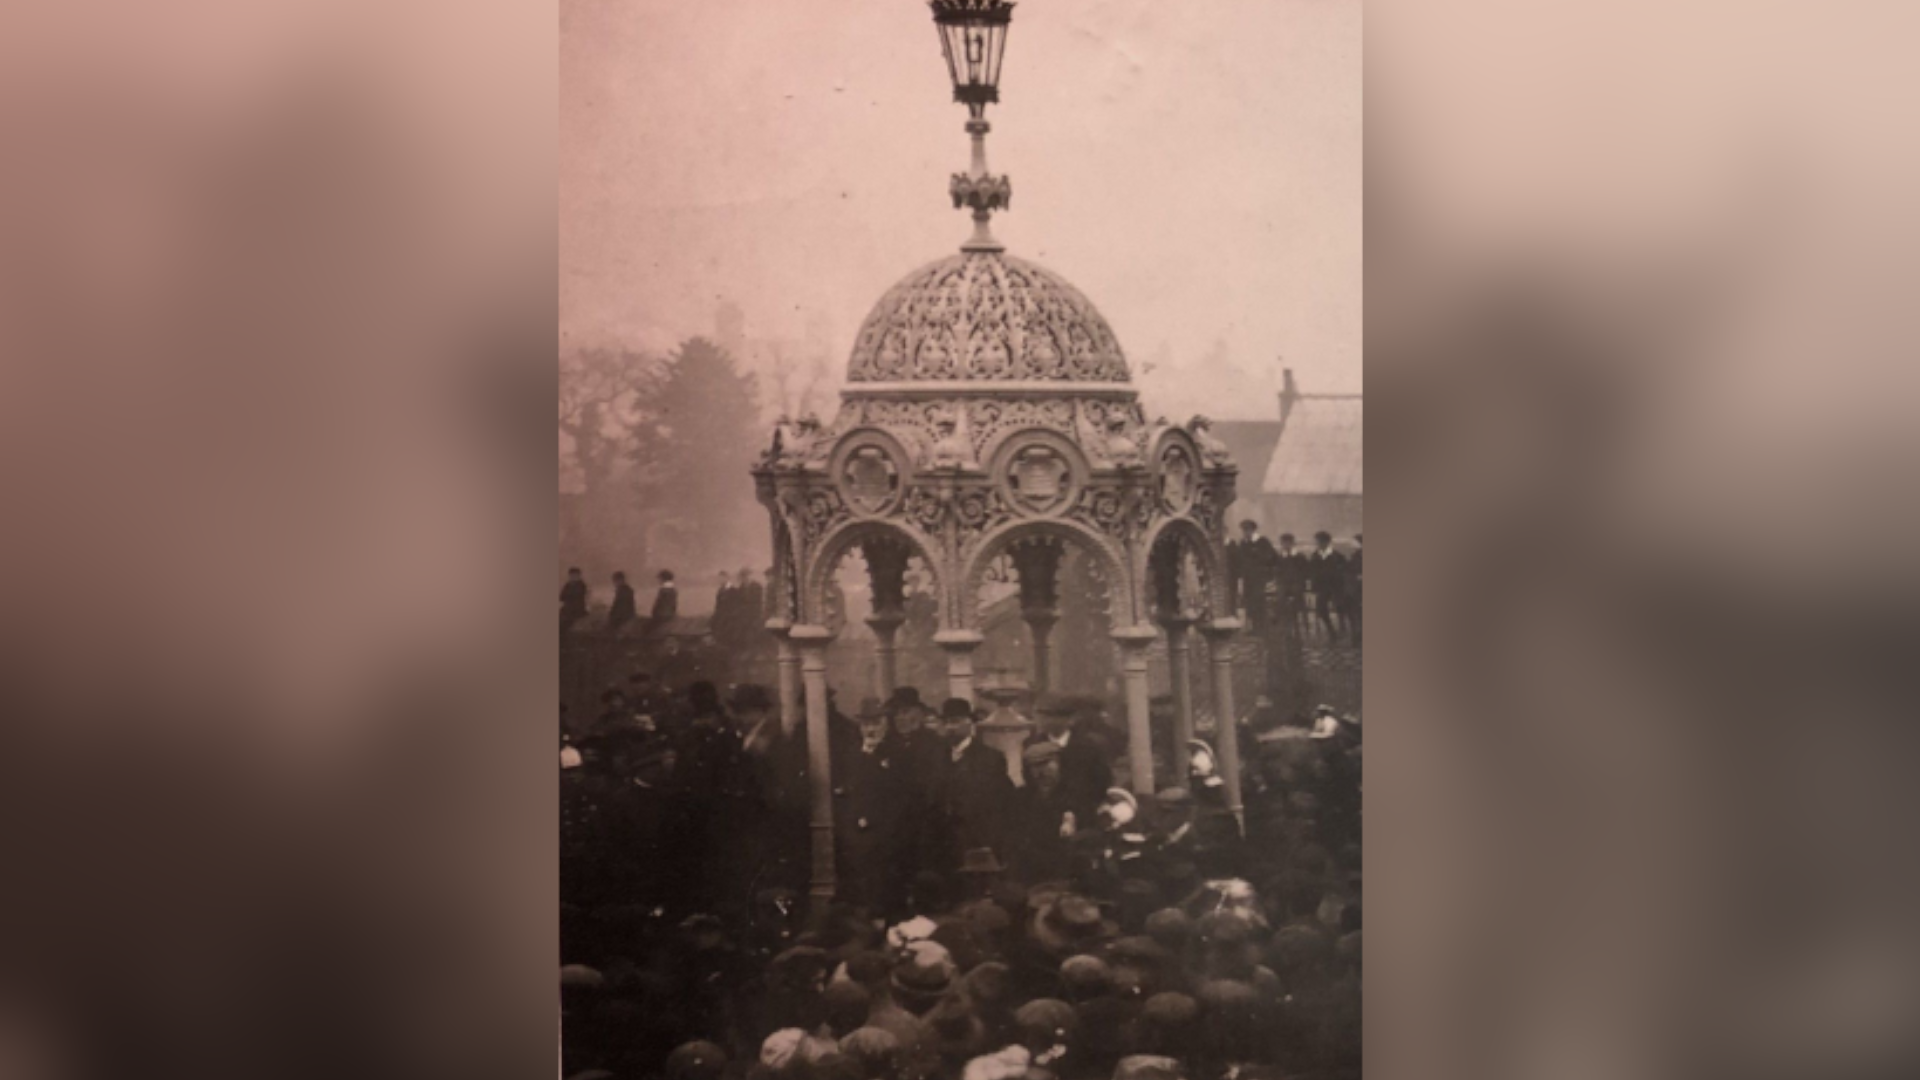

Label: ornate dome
[845,251,1131,384]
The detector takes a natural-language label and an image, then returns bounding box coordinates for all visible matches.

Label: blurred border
[0,2,556,1078]
[1369,3,1920,1079]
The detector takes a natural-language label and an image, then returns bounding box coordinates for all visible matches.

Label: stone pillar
[1160,615,1197,786]
[767,618,801,736]
[867,614,905,697]
[1110,625,1161,796]
[1023,608,1058,693]
[1200,619,1246,834]
[933,629,985,705]
[791,624,838,903]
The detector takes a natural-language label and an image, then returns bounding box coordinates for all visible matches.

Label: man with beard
[932,697,1015,872]
[837,697,912,916]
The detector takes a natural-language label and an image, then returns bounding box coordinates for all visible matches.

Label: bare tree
[559,347,654,495]
[559,347,656,574]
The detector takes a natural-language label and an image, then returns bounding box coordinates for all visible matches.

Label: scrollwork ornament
[904,486,948,531]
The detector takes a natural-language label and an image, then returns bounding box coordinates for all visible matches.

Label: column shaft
[867,615,903,697]
[1112,626,1160,796]
[1024,610,1057,693]
[1202,621,1246,834]
[792,626,837,904]
[769,620,800,736]
[1162,618,1196,786]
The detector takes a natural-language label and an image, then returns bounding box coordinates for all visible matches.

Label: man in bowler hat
[934,697,1015,864]
[836,697,913,915]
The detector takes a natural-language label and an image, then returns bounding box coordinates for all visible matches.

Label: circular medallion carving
[1004,443,1076,515]
[838,443,903,516]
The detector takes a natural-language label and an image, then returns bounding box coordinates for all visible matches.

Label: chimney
[1280,367,1300,423]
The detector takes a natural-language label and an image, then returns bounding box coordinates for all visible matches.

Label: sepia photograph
[13,2,1920,1078]
[560,2,1360,1078]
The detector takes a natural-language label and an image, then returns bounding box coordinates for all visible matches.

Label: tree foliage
[558,337,767,584]
[627,337,765,578]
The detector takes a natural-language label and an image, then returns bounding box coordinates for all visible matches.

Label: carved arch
[802,518,945,629]
[961,517,1139,628]
[1140,516,1230,621]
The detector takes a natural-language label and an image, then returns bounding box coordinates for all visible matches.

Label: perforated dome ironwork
[844,251,1131,384]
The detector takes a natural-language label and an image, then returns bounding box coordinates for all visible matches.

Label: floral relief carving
[845,252,1130,384]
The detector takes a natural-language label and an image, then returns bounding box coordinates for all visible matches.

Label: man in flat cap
[1307,531,1347,641]
[1027,694,1113,827]
[1273,532,1308,636]
[1228,519,1278,632]
[1011,739,1080,882]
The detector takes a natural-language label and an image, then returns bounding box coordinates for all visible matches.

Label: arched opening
[958,519,1137,789]
[1145,520,1221,786]
[797,520,942,701]
[1141,517,1247,817]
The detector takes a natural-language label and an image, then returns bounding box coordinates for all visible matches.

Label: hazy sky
[560,0,1359,418]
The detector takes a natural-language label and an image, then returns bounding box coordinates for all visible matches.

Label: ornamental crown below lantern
[930,0,1016,251]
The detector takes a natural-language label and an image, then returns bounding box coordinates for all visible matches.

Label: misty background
[558,0,1361,591]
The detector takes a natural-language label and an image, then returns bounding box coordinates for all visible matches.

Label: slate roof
[1262,396,1362,496]
[1207,420,1284,485]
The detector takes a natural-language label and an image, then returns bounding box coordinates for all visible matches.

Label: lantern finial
[930,0,1015,252]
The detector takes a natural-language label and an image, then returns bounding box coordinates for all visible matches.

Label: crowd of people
[1226,524,1362,646]
[561,673,1363,1080]
[562,566,771,650]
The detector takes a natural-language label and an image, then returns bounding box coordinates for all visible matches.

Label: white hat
[1310,714,1341,739]
[886,915,939,949]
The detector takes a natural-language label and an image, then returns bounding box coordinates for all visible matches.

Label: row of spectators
[1227,526,1362,644]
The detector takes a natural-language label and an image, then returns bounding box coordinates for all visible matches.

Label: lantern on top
[930,0,1016,252]
[931,0,1015,118]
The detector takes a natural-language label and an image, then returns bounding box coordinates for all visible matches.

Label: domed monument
[754,0,1246,900]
